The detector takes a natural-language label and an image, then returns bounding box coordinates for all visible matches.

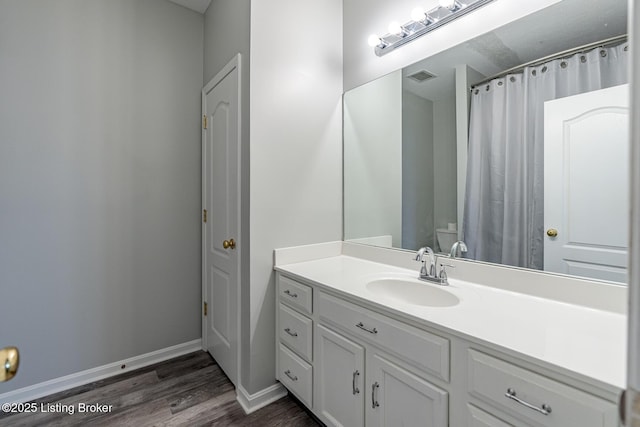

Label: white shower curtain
[463,42,629,269]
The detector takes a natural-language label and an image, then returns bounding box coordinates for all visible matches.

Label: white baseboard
[0,339,203,405]
[236,382,287,414]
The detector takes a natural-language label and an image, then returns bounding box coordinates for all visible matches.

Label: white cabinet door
[367,353,448,427]
[315,324,365,427]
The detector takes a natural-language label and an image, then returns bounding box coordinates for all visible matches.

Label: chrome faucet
[449,240,468,258]
[415,246,452,285]
[415,246,436,278]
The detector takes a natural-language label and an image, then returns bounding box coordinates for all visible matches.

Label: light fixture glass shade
[388,21,403,36]
[439,0,457,9]
[368,34,382,47]
[411,7,426,22]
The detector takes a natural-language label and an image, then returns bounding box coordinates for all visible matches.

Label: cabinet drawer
[318,292,449,382]
[279,275,313,315]
[467,404,513,427]
[279,303,313,362]
[467,350,617,427]
[278,343,312,408]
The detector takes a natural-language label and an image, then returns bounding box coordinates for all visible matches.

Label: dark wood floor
[0,351,321,426]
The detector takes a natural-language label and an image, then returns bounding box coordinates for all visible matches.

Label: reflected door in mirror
[544,84,629,282]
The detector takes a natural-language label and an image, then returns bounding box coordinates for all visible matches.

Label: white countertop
[275,254,627,390]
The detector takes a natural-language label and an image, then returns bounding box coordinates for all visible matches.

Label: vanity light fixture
[369,0,495,57]
[368,34,386,48]
[411,7,434,25]
[387,21,405,37]
[439,0,462,11]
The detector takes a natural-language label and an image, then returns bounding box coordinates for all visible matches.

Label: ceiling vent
[407,70,436,82]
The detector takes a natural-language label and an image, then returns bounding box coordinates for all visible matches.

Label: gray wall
[0,0,204,392]
[344,71,402,246]
[402,91,434,249]
[433,96,458,240]
[204,0,250,83]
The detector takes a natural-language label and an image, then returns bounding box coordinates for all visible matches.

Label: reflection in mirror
[343,0,629,284]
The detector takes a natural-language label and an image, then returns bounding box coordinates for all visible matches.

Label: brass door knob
[546,228,558,237]
[1,346,19,382]
[222,239,236,249]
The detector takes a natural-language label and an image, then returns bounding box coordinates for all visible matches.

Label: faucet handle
[438,263,455,280]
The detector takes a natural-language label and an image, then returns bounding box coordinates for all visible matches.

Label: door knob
[546,228,558,237]
[1,346,19,382]
[222,239,236,249]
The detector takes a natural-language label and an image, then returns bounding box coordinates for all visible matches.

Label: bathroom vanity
[274,242,625,426]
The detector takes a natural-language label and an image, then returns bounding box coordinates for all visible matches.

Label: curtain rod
[470,34,628,90]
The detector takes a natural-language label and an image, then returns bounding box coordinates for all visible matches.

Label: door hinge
[204,301,208,316]
[203,115,208,129]
[203,209,207,223]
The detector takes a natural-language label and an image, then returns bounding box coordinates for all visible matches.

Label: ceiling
[402,0,628,101]
[167,0,211,14]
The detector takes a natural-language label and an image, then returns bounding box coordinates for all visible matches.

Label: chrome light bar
[369,0,495,57]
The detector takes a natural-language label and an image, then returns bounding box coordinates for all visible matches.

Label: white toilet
[436,228,458,253]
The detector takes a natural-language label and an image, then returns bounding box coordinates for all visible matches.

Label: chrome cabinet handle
[356,322,378,334]
[352,370,360,395]
[284,370,298,382]
[284,290,298,298]
[371,382,380,408]
[284,328,298,337]
[505,388,552,415]
[619,390,627,426]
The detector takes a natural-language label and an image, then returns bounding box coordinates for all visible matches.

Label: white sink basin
[366,278,460,307]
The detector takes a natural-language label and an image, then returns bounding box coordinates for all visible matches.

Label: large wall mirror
[344,0,629,284]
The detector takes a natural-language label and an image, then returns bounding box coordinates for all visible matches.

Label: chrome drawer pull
[284,370,298,382]
[356,322,378,334]
[371,382,380,408]
[284,290,298,298]
[284,328,298,337]
[505,388,552,416]
[352,370,360,395]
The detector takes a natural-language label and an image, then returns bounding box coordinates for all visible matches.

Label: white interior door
[202,55,241,386]
[544,84,629,282]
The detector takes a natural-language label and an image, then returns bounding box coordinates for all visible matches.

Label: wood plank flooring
[0,351,321,426]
